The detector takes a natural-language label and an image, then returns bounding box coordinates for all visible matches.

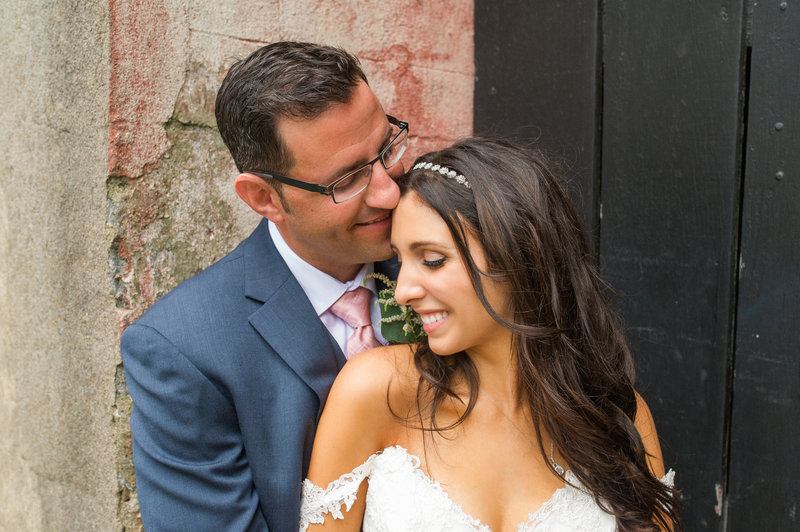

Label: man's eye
[384,142,399,159]
[336,172,357,188]
[334,167,368,191]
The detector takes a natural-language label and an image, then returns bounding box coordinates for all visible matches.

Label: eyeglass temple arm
[386,115,408,131]
[245,171,333,195]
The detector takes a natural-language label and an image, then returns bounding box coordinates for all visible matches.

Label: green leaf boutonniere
[366,272,426,343]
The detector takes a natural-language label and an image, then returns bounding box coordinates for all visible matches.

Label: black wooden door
[475,1,799,530]
[727,1,800,529]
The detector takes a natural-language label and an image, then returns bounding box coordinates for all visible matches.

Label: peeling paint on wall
[714,482,724,516]
[108,0,188,179]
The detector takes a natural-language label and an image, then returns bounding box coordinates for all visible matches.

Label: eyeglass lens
[331,124,408,203]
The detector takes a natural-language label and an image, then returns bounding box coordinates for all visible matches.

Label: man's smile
[356,212,392,227]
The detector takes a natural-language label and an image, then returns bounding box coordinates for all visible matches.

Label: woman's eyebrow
[408,241,446,250]
[390,241,440,253]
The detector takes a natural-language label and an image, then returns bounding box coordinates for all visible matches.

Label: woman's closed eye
[422,253,446,269]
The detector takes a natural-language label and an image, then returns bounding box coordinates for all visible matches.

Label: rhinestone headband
[412,162,471,189]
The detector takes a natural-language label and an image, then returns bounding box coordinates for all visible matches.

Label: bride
[299,138,680,531]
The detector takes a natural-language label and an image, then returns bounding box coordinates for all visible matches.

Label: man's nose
[364,162,402,210]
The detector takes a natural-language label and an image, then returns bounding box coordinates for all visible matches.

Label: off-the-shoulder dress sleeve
[299,454,376,531]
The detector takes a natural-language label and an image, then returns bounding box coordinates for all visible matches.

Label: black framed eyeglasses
[245,115,408,204]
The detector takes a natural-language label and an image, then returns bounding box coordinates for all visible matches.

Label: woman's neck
[467,333,520,411]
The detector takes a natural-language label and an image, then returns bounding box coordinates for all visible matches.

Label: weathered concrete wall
[1,1,473,529]
[0,1,117,530]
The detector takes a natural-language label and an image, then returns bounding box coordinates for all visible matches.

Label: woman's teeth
[420,312,448,325]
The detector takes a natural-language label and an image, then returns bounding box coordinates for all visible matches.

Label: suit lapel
[242,220,345,405]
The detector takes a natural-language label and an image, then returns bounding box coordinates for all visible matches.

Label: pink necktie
[329,286,380,359]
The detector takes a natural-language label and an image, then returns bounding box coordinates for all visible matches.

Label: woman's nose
[394,264,424,307]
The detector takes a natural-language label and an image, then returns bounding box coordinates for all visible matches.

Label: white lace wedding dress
[299,445,674,531]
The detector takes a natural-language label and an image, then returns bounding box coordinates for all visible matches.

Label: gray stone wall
[0,1,117,530]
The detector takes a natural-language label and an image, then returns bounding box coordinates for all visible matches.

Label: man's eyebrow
[324,123,394,183]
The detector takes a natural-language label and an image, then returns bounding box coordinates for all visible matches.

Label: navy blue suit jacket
[121,219,395,531]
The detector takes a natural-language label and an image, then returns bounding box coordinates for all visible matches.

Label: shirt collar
[268,221,377,316]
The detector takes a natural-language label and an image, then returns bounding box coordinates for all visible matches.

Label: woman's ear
[234,173,288,223]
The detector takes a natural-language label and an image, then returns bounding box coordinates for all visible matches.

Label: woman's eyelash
[422,257,446,268]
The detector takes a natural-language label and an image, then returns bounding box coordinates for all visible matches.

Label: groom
[121,42,407,531]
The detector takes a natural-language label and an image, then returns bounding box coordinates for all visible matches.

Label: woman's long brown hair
[397,137,681,531]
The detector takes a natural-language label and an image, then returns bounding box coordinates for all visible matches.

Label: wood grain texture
[727,1,800,529]
[599,2,746,529]
[474,0,600,238]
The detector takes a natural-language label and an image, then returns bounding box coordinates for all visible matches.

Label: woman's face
[391,191,511,357]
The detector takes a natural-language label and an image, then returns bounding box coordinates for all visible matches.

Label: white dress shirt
[269,221,387,355]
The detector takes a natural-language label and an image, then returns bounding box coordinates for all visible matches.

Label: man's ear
[234,173,288,223]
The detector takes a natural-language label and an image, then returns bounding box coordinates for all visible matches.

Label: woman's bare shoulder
[308,344,420,486]
[336,343,416,389]
[633,391,666,478]
[325,344,419,422]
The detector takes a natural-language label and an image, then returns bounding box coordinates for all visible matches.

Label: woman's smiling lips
[416,310,450,333]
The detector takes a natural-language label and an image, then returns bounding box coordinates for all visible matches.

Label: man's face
[274,82,404,282]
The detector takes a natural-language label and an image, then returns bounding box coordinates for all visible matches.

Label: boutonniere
[366,273,426,343]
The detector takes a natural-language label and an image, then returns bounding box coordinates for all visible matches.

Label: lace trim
[298,456,374,531]
[519,469,677,531]
[516,471,575,530]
